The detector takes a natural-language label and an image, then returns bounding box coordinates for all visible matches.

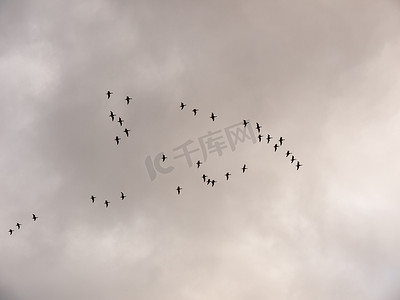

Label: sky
[1,0,400,299]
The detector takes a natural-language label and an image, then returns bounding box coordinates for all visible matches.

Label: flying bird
[291,155,296,163]
[202,174,207,182]
[32,214,38,221]
[125,96,132,104]
[225,172,231,180]
[123,128,131,137]
[9,229,14,235]
[256,122,262,133]
[273,143,279,152]
[210,112,217,121]
[266,134,272,143]
[120,192,126,200]
[90,195,96,203]
[16,223,21,230]
[211,179,216,187]
[161,154,167,162]
[196,160,202,168]
[243,120,249,127]
[109,111,116,121]
[115,136,121,145]
[296,161,302,170]
[207,178,211,185]
[278,137,285,146]
[242,164,247,173]
[176,186,182,195]
[257,134,263,142]
[118,117,124,126]
[180,102,186,110]
[104,200,110,208]
[286,150,292,157]
[192,108,199,116]
[106,91,113,99]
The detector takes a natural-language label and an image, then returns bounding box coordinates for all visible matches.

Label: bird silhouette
[125,96,132,104]
[291,155,296,163]
[211,179,216,187]
[225,172,231,180]
[296,161,302,170]
[109,111,116,121]
[180,102,186,110]
[286,150,292,157]
[207,178,211,185]
[161,154,167,162]
[257,134,263,142]
[9,229,14,235]
[123,128,131,137]
[242,164,247,173]
[273,143,279,152]
[90,195,96,203]
[115,136,121,145]
[202,174,207,182]
[118,117,124,126]
[266,134,272,143]
[32,214,38,221]
[16,223,21,230]
[279,137,285,146]
[210,112,217,121]
[196,160,202,168]
[176,186,182,195]
[106,91,113,99]
[104,200,110,208]
[192,108,199,116]
[120,192,126,200]
[243,120,249,127]
[256,122,262,133]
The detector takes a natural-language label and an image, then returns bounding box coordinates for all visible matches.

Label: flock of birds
[8,91,303,233]
[8,214,38,235]
[174,101,302,195]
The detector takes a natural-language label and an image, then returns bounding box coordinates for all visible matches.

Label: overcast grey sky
[1,0,400,299]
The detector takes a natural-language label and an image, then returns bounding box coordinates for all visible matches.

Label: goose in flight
[123,128,131,137]
[16,223,21,230]
[125,96,132,105]
[207,178,211,185]
[115,136,121,145]
[106,91,113,99]
[109,111,116,121]
[90,195,96,203]
[266,134,272,143]
[180,102,186,110]
[285,150,292,157]
[9,229,14,235]
[210,112,217,121]
[176,186,182,195]
[273,143,279,152]
[196,160,202,168]
[118,117,124,126]
[290,155,296,163]
[202,174,207,182]
[192,108,199,116]
[225,172,231,180]
[32,214,38,221]
[120,192,126,200]
[256,122,262,133]
[104,200,110,208]
[161,154,167,162]
[211,179,216,187]
[242,164,247,173]
[243,120,249,127]
[296,161,302,170]
[278,137,285,146]
[257,134,263,142]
